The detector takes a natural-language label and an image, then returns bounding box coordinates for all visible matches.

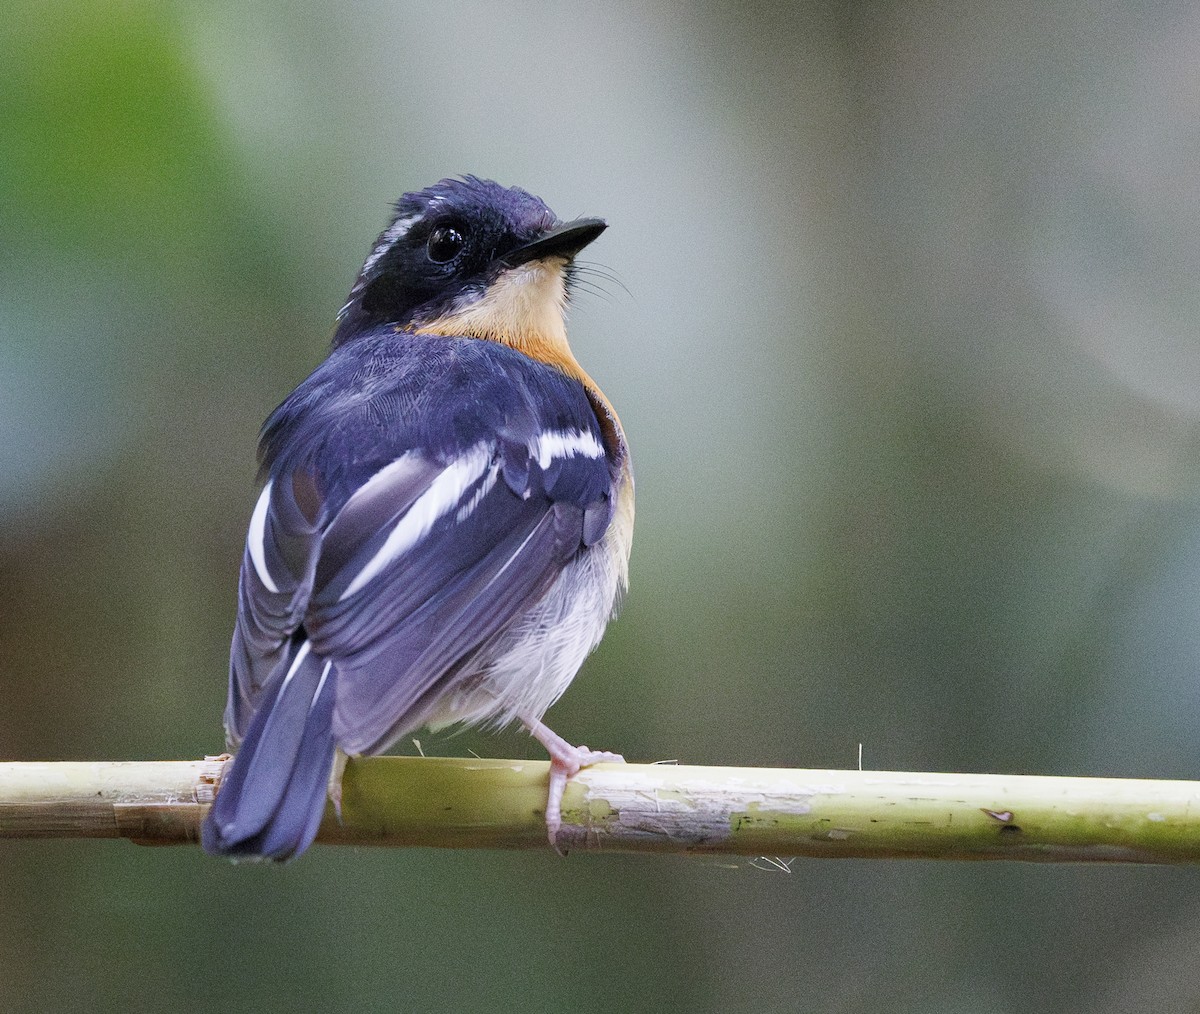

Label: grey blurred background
[5,1,1200,1011]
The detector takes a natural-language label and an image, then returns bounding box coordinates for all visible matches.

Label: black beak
[501,217,607,267]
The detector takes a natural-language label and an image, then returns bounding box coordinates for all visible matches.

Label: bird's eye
[427,224,465,263]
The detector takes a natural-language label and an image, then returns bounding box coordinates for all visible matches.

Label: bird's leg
[327,748,350,823]
[522,715,625,852]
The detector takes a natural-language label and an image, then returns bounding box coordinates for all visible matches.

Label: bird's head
[333,176,606,360]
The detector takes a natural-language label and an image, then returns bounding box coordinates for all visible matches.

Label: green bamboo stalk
[1,757,1199,863]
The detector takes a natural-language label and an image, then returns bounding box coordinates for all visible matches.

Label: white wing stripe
[335,451,425,516]
[278,639,312,697]
[309,660,332,712]
[531,429,604,470]
[247,481,280,594]
[456,461,501,523]
[340,443,493,600]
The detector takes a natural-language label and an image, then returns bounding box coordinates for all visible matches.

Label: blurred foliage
[5,1,1200,1012]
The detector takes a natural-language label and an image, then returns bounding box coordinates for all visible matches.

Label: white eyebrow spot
[247,481,279,594]
[360,214,419,275]
[340,443,494,600]
[530,429,605,470]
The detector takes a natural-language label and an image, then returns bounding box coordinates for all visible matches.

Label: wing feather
[225,473,320,745]
[304,439,608,755]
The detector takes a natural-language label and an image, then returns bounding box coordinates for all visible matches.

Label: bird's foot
[327,748,350,823]
[523,716,624,854]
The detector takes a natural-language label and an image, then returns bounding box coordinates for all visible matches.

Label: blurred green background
[5,1,1200,1011]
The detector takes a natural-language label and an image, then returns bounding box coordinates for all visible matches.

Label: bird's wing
[303,430,614,755]
[225,471,322,746]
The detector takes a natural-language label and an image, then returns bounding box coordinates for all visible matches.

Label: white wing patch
[247,481,279,594]
[530,428,605,470]
[339,443,494,601]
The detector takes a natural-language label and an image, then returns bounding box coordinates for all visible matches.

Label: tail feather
[202,640,337,861]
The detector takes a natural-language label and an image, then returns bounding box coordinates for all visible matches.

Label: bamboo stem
[2,757,1199,863]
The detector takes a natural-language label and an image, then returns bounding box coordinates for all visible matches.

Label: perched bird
[201,176,633,861]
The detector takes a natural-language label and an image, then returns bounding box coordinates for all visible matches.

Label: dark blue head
[332,177,606,347]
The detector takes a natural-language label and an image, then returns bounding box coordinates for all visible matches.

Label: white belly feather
[424,463,634,732]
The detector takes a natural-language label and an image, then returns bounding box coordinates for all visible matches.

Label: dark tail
[202,640,337,861]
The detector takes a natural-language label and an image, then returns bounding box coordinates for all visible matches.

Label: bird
[201,176,633,861]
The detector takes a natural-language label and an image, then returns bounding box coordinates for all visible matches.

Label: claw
[522,716,625,853]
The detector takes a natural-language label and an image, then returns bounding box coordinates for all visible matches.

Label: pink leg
[327,749,349,823]
[523,716,624,852]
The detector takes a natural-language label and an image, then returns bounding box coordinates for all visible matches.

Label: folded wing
[229,426,614,757]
